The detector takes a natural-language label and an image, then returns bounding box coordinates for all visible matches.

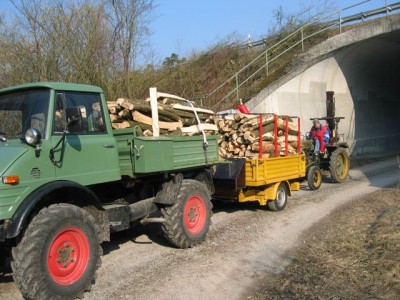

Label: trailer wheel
[161,179,212,248]
[307,166,322,190]
[11,204,102,300]
[330,148,350,183]
[267,183,288,212]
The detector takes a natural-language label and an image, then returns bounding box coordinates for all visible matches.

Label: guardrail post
[385,0,388,16]
[265,50,269,75]
[301,28,304,52]
[235,73,239,101]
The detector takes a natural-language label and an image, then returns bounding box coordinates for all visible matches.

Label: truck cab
[0,83,122,234]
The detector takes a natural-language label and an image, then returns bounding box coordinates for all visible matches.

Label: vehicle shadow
[101,220,171,256]
[0,255,13,283]
[0,272,13,284]
[212,200,262,214]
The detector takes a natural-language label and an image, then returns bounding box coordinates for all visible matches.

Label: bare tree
[106,0,155,97]
[268,0,335,36]
[1,0,155,97]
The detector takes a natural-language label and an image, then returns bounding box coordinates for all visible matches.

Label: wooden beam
[149,88,160,137]
[172,104,215,115]
[156,92,189,102]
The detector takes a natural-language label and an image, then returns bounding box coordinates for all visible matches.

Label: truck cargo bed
[113,128,219,177]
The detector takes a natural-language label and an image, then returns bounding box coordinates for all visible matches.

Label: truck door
[51,91,120,185]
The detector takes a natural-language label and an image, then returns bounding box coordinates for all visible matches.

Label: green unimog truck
[0,82,219,299]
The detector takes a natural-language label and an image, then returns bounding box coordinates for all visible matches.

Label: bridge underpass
[247,15,400,156]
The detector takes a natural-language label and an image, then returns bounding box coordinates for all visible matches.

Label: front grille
[30,167,41,179]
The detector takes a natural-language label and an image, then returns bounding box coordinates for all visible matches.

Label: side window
[0,110,22,137]
[30,113,46,136]
[53,92,106,134]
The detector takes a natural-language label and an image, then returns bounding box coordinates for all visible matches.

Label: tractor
[303,91,350,189]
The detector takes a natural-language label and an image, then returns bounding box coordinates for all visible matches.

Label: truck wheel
[161,179,212,249]
[307,166,322,190]
[267,183,288,212]
[330,148,350,183]
[11,204,102,300]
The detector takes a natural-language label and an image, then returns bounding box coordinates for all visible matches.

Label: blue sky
[149,0,388,62]
[0,0,391,64]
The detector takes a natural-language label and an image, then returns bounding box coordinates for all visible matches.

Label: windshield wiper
[0,135,6,142]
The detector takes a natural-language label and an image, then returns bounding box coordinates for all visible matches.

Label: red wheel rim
[47,227,90,285]
[184,195,206,235]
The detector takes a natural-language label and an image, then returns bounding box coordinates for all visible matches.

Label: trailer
[213,114,320,209]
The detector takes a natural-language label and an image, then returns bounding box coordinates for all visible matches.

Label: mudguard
[6,181,103,239]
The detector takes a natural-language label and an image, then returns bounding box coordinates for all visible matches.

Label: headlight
[25,128,42,146]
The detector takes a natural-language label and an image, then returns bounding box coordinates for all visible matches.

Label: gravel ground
[1,156,399,300]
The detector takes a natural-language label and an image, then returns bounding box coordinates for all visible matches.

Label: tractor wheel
[267,183,288,212]
[330,148,350,183]
[11,204,102,300]
[161,179,212,248]
[307,166,322,190]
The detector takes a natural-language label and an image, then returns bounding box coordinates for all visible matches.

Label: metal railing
[204,0,400,109]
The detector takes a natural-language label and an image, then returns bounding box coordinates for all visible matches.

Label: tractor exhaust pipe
[326,91,335,118]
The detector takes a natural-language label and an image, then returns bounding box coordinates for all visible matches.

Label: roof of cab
[0,82,103,95]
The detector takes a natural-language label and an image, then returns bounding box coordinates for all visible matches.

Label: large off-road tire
[11,204,102,300]
[330,148,350,183]
[267,183,288,212]
[307,165,322,190]
[161,179,212,249]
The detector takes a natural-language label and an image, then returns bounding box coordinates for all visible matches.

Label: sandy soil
[0,156,399,300]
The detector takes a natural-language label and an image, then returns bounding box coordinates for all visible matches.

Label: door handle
[103,144,115,148]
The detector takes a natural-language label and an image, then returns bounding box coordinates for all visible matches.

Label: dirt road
[1,156,399,300]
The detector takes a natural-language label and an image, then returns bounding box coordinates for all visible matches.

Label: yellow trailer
[213,154,311,211]
[213,114,321,211]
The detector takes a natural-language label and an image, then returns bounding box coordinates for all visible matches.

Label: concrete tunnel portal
[247,16,400,156]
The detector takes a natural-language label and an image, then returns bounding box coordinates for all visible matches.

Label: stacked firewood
[107,94,218,136]
[107,93,301,159]
[210,112,301,159]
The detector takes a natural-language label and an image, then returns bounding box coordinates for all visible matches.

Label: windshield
[0,89,50,140]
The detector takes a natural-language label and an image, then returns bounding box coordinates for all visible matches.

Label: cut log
[112,120,132,129]
[143,129,153,136]
[116,98,134,110]
[107,101,119,108]
[109,114,119,122]
[251,141,275,153]
[132,111,182,130]
[180,123,218,134]
[118,109,132,119]
[278,135,298,143]
[108,106,120,114]
[243,131,256,144]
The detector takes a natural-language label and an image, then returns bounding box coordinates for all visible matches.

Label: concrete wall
[247,16,400,156]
